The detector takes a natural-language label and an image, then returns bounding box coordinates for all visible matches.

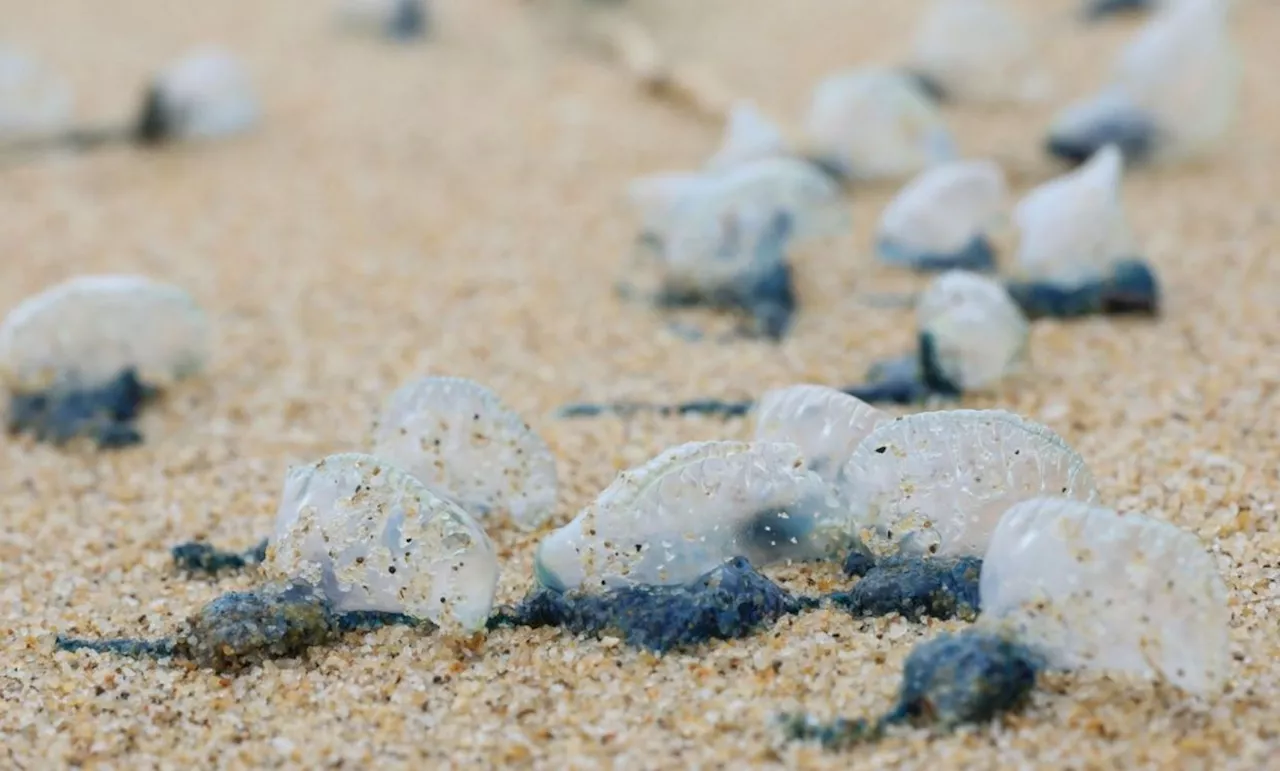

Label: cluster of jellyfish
[0,0,1240,754]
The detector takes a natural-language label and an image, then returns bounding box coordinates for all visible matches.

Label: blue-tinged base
[877,234,998,274]
[7,368,157,449]
[1005,258,1160,320]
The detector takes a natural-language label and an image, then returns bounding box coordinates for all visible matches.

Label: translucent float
[877,159,1007,272]
[753,384,888,486]
[908,0,1050,104]
[137,47,259,143]
[980,497,1230,694]
[916,270,1028,392]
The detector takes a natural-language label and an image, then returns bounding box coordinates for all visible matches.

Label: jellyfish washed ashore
[59,453,500,672]
[876,160,1007,273]
[0,275,209,448]
[1008,146,1160,318]
[1046,0,1239,166]
[1,46,258,160]
[624,154,847,341]
[173,375,558,571]
[338,0,430,40]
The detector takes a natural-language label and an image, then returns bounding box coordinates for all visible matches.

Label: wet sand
[0,0,1277,767]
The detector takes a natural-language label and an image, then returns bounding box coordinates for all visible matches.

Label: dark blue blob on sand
[877,234,998,274]
[172,539,270,575]
[1083,0,1154,21]
[842,331,962,406]
[7,368,157,449]
[1046,113,1156,167]
[387,0,429,40]
[490,557,808,653]
[830,556,983,622]
[1005,258,1160,320]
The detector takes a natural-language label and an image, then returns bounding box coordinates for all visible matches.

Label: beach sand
[1,0,1277,767]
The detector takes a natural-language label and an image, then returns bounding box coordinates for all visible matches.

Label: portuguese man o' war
[1009,145,1160,318]
[338,0,430,40]
[371,376,559,529]
[0,47,73,138]
[838,409,1098,559]
[753,385,888,486]
[1046,0,1239,166]
[803,67,956,182]
[1,46,258,160]
[533,441,846,593]
[0,275,209,448]
[266,452,500,632]
[877,159,1007,273]
[704,101,791,174]
[980,497,1230,695]
[906,0,1050,105]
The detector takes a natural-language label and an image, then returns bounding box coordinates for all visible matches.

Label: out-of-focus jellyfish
[0,47,73,138]
[0,275,209,448]
[1009,145,1159,318]
[803,67,956,182]
[980,497,1230,695]
[1047,0,1239,166]
[533,440,846,592]
[337,0,429,40]
[906,0,1050,105]
[877,159,1007,273]
[370,375,559,529]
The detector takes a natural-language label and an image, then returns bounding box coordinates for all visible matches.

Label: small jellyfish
[803,66,956,182]
[877,159,1007,273]
[838,409,1099,558]
[266,452,499,633]
[906,0,1050,105]
[0,275,209,448]
[492,556,806,653]
[134,47,260,145]
[848,270,1029,403]
[338,0,430,40]
[0,47,73,137]
[752,384,889,486]
[370,376,559,529]
[979,497,1230,695]
[1046,0,1238,166]
[1009,145,1160,318]
[533,441,845,593]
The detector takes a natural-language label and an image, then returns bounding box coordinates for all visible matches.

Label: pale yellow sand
[1,0,1278,767]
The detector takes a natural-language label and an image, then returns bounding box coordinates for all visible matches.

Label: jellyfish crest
[839,411,1098,559]
[153,47,259,140]
[753,384,889,486]
[916,270,1028,390]
[661,157,844,292]
[979,497,1230,695]
[1114,0,1239,156]
[0,275,210,392]
[0,47,73,136]
[1014,145,1135,286]
[879,159,1007,256]
[804,67,955,181]
[705,100,790,172]
[370,376,559,529]
[534,440,845,593]
[266,452,499,632]
[910,0,1049,104]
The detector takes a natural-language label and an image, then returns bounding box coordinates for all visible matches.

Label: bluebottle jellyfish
[338,0,430,40]
[876,160,1006,274]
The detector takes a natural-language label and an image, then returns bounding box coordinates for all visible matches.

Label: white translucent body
[0,275,210,392]
[753,385,888,487]
[916,270,1028,390]
[153,47,259,140]
[980,497,1230,695]
[0,47,72,136]
[534,441,845,592]
[662,157,846,294]
[705,101,790,172]
[879,159,1007,257]
[1051,0,1238,161]
[267,453,499,632]
[840,410,1098,557]
[626,172,709,241]
[1014,146,1134,286]
[371,376,559,529]
[910,0,1050,104]
[803,67,955,181]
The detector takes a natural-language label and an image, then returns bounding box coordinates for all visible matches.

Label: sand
[1,0,1277,767]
